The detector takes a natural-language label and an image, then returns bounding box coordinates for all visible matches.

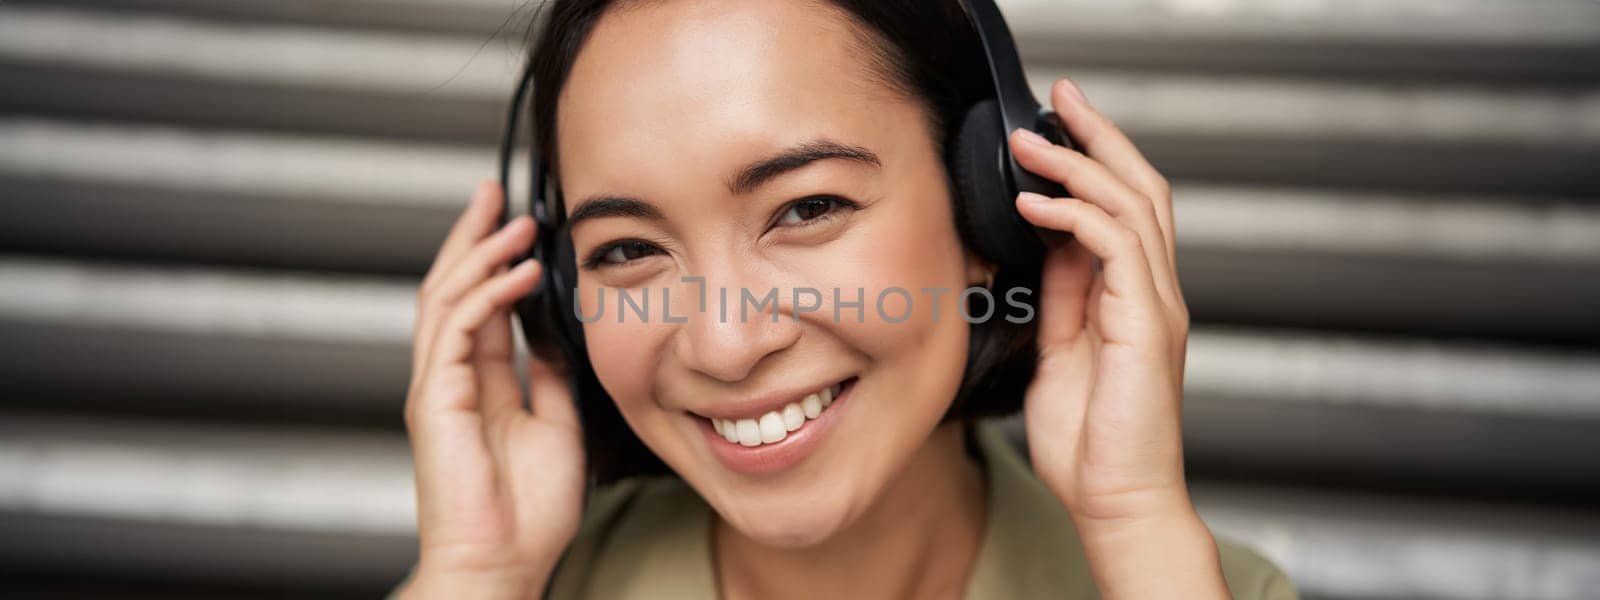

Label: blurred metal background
[2,0,1598,598]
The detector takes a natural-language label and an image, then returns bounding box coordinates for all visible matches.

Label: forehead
[555,0,916,195]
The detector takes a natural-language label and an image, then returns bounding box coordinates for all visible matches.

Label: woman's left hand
[1010,79,1225,597]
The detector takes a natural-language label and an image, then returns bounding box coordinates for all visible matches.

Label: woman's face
[558,0,987,547]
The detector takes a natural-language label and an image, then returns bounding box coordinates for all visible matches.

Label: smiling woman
[395,1,1296,599]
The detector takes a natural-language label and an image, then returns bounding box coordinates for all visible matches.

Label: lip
[690,378,848,422]
[700,377,856,476]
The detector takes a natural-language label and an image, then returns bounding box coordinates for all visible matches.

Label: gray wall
[1,1,1598,598]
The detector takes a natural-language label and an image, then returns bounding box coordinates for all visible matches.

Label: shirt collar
[963,418,1097,598]
[578,418,1094,598]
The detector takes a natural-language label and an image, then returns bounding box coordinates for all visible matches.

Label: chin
[715,488,857,548]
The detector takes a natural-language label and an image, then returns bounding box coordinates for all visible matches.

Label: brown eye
[776,196,854,227]
[588,240,662,268]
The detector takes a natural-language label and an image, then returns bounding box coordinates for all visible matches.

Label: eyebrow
[726,139,881,195]
[565,139,880,229]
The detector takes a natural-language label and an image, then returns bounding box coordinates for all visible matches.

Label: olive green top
[396,420,1299,599]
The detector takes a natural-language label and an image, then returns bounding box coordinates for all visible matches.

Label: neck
[713,421,988,600]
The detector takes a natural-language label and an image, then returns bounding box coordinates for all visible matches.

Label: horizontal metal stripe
[0,412,415,535]
[15,0,1593,87]
[1,256,1594,420]
[1002,0,1600,45]
[1030,69,1600,145]
[0,511,415,588]
[1190,482,1600,600]
[0,411,1595,597]
[31,0,533,36]
[29,0,1600,47]
[0,256,415,345]
[1177,249,1600,345]
[4,125,1598,342]
[3,7,1595,146]
[0,176,454,275]
[1181,395,1600,502]
[1020,37,1600,86]
[0,320,411,423]
[7,202,1596,344]
[1175,185,1600,265]
[0,118,501,208]
[4,118,1597,262]
[1134,133,1600,197]
[0,5,513,99]
[0,60,504,143]
[1187,327,1600,420]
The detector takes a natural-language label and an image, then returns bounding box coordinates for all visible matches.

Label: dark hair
[521,0,1042,484]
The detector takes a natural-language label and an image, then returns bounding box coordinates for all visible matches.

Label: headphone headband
[962,0,1038,131]
[959,0,1072,201]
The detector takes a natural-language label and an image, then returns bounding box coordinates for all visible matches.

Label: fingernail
[1057,79,1088,106]
[1013,128,1052,147]
[1017,191,1051,204]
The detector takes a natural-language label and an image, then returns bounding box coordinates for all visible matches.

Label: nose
[671,268,801,384]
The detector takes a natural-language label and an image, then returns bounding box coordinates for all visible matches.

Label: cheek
[579,291,667,415]
[582,309,710,474]
[783,184,975,445]
[825,194,973,358]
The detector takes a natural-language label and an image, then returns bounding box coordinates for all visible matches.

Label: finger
[421,181,505,292]
[409,261,537,424]
[1010,131,1181,314]
[528,353,580,431]
[475,267,517,367]
[1023,246,1096,484]
[414,216,536,370]
[1049,79,1176,265]
[1016,192,1166,345]
[413,182,505,386]
[427,259,543,382]
[477,315,527,455]
[1033,239,1096,352]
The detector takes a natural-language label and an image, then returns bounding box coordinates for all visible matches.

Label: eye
[774,195,856,228]
[584,239,663,269]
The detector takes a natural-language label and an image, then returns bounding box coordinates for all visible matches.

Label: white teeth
[709,381,846,447]
[801,393,822,419]
[759,412,787,443]
[736,419,761,447]
[782,403,805,431]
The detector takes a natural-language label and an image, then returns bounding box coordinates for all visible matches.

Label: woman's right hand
[400,182,586,599]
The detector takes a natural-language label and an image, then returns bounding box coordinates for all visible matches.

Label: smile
[710,381,842,447]
[696,377,858,476]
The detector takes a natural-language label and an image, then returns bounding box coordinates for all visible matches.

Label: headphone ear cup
[514,222,590,373]
[547,226,590,371]
[950,99,1044,273]
[949,99,1005,265]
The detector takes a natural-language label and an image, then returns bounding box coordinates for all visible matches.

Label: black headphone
[498,0,1073,377]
